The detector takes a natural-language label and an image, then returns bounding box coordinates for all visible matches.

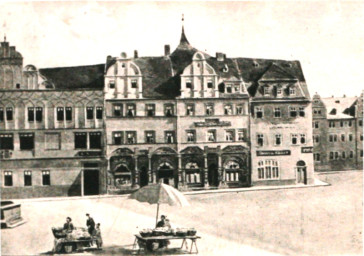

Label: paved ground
[1,171,362,256]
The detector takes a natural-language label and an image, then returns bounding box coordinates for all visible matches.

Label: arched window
[185,162,200,184]
[224,160,240,169]
[185,162,199,169]
[257,160,279,180]
[158,162,173,170]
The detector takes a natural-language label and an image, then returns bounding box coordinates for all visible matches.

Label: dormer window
[109,81,115,89]
[330,108,337,115]
[131,79,137,88]
[289,87,296,95]
[256,107,263,118]
[234,85,240,92]
[207,81,213,89]
[121,63,126,68]
[186,82,192,89]
[264,87,270,96]
[277,88,282,96]
[226,85,232,93]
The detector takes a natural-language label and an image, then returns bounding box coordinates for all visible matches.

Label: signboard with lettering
[301,147,313,153]
[256,150,291,156]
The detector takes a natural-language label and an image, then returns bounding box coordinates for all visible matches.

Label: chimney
[9,46,15,57]
[164,45,170,56]
[134,50,138,58]
[216,52,225,61]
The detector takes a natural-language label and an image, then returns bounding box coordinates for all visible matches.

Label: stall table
[133,234,201,254]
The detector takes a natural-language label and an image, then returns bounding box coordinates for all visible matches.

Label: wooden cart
[52,228,97,254]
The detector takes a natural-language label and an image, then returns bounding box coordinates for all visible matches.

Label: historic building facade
[312,93,363,171]
[0,38,107,199]
[1,24,321,198]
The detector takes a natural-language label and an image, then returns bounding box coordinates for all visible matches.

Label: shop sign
[256,150,291,156]
[301,147,313,153]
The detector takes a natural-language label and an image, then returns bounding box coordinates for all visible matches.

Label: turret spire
[179,13,190,46]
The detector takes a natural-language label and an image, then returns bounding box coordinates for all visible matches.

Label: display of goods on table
[139,227,197,237]
[52,227,91,240]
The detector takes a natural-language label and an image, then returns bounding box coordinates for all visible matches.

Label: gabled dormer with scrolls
[253,63,305,99]
[180,52,218,98]
[104,52,143,99]
[23,65,53,90]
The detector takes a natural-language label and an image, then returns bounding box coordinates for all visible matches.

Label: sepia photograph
[0,1,363,255]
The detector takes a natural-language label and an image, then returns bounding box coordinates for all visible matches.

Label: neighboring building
[312,93,363,171]
[249,63,314,185]
[0,38,107,199]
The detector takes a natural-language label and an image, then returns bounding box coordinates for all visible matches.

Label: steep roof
[39,64,105,90]
[321,97,357,119]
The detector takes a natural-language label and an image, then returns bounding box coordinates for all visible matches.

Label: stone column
[133,156,140,189]
[204,153,209,188]
[178,154,187,191]
[218,153,228,188]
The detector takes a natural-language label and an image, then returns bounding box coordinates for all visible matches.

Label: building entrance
[157,162,175,187]
[296,161,307,185]
[208,164,219,187]
[83,169,99,195]
[139,166,149,187]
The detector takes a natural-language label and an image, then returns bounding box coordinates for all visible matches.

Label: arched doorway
[139,166,149,187]
[157,162,174,186]
[296,160,307,185]
[208,164,219,187]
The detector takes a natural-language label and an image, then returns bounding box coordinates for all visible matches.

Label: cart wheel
[63,244,74,253]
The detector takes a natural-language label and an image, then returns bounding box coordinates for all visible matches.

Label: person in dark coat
[63,217,74,233]
[86,213,95,235]
[156,215,166,228]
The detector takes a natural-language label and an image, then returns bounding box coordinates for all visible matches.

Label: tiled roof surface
[321,97,358,119]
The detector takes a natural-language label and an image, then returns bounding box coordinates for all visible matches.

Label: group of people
[62,213,103,249]
[156,215,171,229]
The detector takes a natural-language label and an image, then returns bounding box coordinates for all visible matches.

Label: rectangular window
[225,130,235,142]
[274,108,281,118]
[257,134,264,146]
[226,85,232,93]
[113,131,123,145]
[236,105,244,115]
[329,152,334,160]
[264,87,270,96]
[277,88,282,96]
[126,104,136,117]
[207,81,213,88]
[300,134,306,144]
[186,82,192,89]
[131,79,138,88]
[349,151,354,158]
[299,107,305,117]
[359,120,363,126]
[289,87,295,95]
[75,132,87,149]
[24,171,32,186]
[237,129,247,142]
[45,133,60,150]
[164,104,174,117]
[89,132,102,149]
[361,150,363,158]
[275,134,282,145]
[126,131,137,144]
[361,134,363,141]
[42,171,51,186]
[314,153,320,162]
[28,107,34,122]
[65,107,72,121]
[348,120,352,127]
[109,81,115,89]
[146,104,155,117]
[0,134,14,150]
[186,130,196,142]
[96,107,103,119]
[19,133,34,150]
[256,107,263,118]
[165,131,175,144]
[4,171,13,186]
[340,121,344,127]
[113,104,123,117]
[86,107,94,120]
[334,152,339,160]
[342,152,346,159]
[207,130,216,142]
[341,134,345,142]
[314,135,320,144]
[234,85,240,92]
[186,104,195,116]
[314,121,319,129]
[291,134,298,145]
[329,121,335,128]
[36,107,43,122]
[205,104,214,116]
[224,105,233,115]
[57,107,64,121]
[0,107,3,122]
[257,160,279,180]
[348,134,353,141]
[145,131,155,143]
[6,107,13,121]
[290,107,297,117]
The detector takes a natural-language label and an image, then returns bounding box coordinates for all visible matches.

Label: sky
[0,1,363,97]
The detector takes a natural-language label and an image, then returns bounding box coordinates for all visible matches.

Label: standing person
[63,217,74,233]
[86,213,95,235]
[95,223,103,249]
